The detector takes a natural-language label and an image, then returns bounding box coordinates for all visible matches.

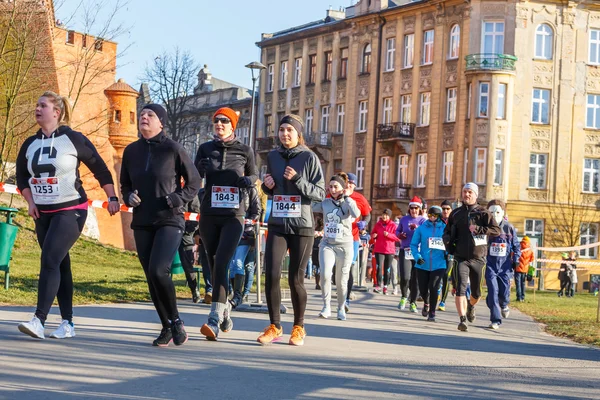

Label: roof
[105,79,138,95]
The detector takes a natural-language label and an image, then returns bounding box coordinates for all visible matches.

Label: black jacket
[261,144,325,236]
[194,138,257,217]
[120,131,201,230]
[239,185,262,247]
[442,203,501,260]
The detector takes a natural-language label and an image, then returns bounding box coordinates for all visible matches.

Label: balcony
[376,122,416,142]
[305,131,334,148]
[256,136,277,153]
[465,54,517,72]
[372,184,411,201]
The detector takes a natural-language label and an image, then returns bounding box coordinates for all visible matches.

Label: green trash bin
[171,250,184,275]
[0,207,19,290]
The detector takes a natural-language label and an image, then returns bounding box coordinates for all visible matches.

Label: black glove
[417,258,425,265]
[199,158,211,171]
[236,176,253,188]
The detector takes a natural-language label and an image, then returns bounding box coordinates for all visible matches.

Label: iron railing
[305,131,334,147]
[465,53,517,72]
[372,184,411,200]
[376,122,416,141]
[256,136,277,152]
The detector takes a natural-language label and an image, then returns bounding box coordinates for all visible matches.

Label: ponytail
[42,91,71,126]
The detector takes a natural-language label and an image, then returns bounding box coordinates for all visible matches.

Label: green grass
[513,289,600,347]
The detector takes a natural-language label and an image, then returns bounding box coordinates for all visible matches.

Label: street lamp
[245,61,266,149]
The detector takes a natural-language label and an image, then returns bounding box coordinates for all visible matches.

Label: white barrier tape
[535,242,600,251]
[536,258,600,266]
[0,182,20,195]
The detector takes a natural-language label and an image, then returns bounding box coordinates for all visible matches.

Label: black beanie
[142,103,168,127]
[441,199,452,207]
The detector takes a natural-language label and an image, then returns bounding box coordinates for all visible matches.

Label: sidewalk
[0,286,599,400]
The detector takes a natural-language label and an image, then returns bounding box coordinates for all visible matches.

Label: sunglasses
[409,207,419,210]
[428,213,439,218]
[442,207,451,211]
[213,117,231,124]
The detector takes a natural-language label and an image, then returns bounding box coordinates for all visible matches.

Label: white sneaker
[18,316,45,339]
[319,306,331,319]
[501,307,510,319]
[488,322,500,330]
[392,287,399,296]
[337,308,347,321]
[49,320,76,339]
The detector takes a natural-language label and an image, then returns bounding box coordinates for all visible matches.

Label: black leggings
[416,268,445,316]
[399,249,415,298]
[34,209,87,324]
[454,257,486,299]
[265,231,313,327]
[376,253,394,287]
[178,245,197,290]
[134,226,183,328]
[199,215,243,304]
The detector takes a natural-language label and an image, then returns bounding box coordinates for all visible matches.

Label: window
[362,43,372,73]
[403,34,414,68]
[467,83,472,119]
[482,21,504,54]
[324,51,333,81]
[479,82,489,118]
[380,156,390,185]
[419,92,431,126]
[397,155,408,185]
[94,39,103,52]
[66,30,75,44]
[497,83,507,119]
[442,151,454,186]
[267,64,274,92]
[532,89,550,124]
[447,88,457,122]
[401,95,411,123]
[448,25,460,59]
[356,158,365,189]
[304,109,313,134]
[293,58,302,87]
[587,94,600,129]
[463,148,469,184]
[265,115,272,135]
[589,29,600,65]
[524,219,544,237]
[382,98,393,124]
[82,35,87,48]
[474,148,486,184]
[494,149,504,185]
[336,104,345,133]
[529,153,547,189]
[422,30,434,65]
[385,38,395,71]
[416,153,427,187]
[320,106,330,132]
[308,55,317,84]
[583,158,600,193]
[238,127,249,145]
[114,110,121,123]
[130,111,135,124]
[535,24,553,60]
[280,61,288,90]
[580,223,598,258]
[358,101,368,132]
[340,48,348,79]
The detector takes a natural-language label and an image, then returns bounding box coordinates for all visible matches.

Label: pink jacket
[371,219,400,255]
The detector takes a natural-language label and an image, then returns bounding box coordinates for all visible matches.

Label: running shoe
[437,301,446,311]
[392,287,398,296]
[192,288,201,304]
[200,322,219,341]
[152,327,172,347]
[501,307,510,319]
[289,325,306,346]
[319,306,331,319]
[257,324,283,344]
[409,302,418,313]
[171,319,188,346]
[422,304,429,318]
[398,297,407,310]
[18,316,45,339]
[344,300,350,313]
[427,316,436,322]
[49,320,76,339]
[488,322,500,330]
[373,286,382,293]
[458,317,468,332]
[203,292,213,304]
[337,308,347,321]
[466,303,476,322]
[383,286,388,295]
[315,284,321,290]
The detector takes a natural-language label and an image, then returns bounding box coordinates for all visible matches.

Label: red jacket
[516,240,534,273]
[371,219,400,255]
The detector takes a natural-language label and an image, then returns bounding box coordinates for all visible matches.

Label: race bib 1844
[211,186,239,209]
[272,195,301,218]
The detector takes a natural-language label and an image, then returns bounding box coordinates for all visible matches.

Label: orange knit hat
[213,107,239,131]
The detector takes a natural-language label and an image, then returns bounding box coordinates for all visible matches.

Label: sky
[56,0,351,90]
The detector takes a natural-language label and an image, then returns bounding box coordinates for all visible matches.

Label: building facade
[256,0,600,291]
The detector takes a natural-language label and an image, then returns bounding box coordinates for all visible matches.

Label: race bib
[395,247,400,256]
[429,237,445,251]
[404,248,414,260]
[490,242,507,257]
[211,186,239,209]
[324,222,343,239]
[473,234,487,246]
[30,177,59,201]
[272,195,301,218]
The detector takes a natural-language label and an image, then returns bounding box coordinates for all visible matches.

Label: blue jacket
[410,219,447,272]
[486,220,521,273]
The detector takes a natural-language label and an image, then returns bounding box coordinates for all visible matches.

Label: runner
[195,107,257,341]
[410,206,447,322]
[438,199,453,311]
[178,186,201,303]
[16,91,120,340]
[485,199,520,329]
[313,173,360,320]
[120,103,200,346]
[371,209,400,294]
[257,114,325,345]
[396,196,426,311]
[442,183,501,332]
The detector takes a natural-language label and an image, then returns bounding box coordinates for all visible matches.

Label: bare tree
[141,47,200,144]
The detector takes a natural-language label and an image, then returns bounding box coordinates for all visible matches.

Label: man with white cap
[442,183,501,332]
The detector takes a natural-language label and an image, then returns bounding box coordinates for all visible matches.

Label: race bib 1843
[272,195,301,218]
[490,242,507,257]
[211,186,239,209]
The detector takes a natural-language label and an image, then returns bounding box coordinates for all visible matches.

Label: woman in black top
[120,104,200,347]
[195,107,257,341]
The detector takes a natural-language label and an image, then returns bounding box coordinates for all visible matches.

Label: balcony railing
[376,122,416,141]
[465,54,517,72]
[256,136,277,152]
[305,131,334,148]
[372,184,411,201]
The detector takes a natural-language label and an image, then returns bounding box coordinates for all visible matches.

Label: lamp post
[245,61,266,149]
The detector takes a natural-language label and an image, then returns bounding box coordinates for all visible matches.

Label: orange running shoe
[257,324,283,344]
[288,325,306,346]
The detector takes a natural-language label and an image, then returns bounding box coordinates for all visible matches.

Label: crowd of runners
[14,94,533,346]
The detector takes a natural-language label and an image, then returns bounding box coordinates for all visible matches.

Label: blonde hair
[41,91,71,126]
